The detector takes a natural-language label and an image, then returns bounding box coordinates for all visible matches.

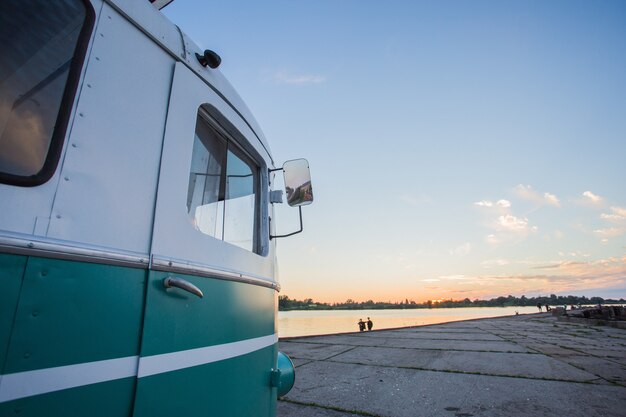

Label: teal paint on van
[3,257,146,374]
[134,345,278,417]
[0,377,136,417]
[138,270,276,356]
[0,253,27,372]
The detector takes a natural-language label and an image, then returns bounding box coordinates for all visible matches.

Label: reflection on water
[278,306,540,338]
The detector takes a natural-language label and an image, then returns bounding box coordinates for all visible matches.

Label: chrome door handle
[163,276,204,298]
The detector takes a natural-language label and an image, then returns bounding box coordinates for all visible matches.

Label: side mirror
[283,159,313,207]
[269,159,313,240]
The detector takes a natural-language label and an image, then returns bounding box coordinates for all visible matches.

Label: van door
[132,63,278,417]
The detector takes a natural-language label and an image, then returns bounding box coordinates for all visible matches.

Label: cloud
[482,259,510,268]
[594,227,625,238]
[612,206,626,217]
[474,199,511,209]
[486,234,500,244]
[582,191,602,204]
[438,275,468,281]
[449,242,471,256]
[496,214,532,232]
[543,192,560,207]
[453,257,626,298]
[514,184,560,207]
[274,71,326,85]
[596,206,626,241]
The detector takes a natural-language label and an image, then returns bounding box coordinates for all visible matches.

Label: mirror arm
[270,206,303,240]
[268,167,283,173]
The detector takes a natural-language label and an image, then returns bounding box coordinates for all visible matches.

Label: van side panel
[0,257,146,416]
[46,2,173,255]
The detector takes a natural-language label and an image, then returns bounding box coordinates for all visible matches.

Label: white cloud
[274,71,326,85]
[439,275,467,281]
[595,206,626,241]
[514,184,538,200]
[482,259,510,268]
[544,192,560,207]
[474,199,510,209]
[610,206,626,218]
[486,234,499,244]
[594,227,625,238]
[450,242,471,256]
[496,214,530,232]
[582,191,602,204]
[601,213,626,222]
[514,184,560,207]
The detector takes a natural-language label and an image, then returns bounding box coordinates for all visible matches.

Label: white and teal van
[0,0,311,415]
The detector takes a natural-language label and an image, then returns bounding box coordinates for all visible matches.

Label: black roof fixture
[196,49,221,69]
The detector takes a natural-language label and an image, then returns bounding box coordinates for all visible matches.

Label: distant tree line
[278,294,625,311]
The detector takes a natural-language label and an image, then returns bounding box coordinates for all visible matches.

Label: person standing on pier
[358,319,365,332]
[367,317,373,331]
[537,302,542,312]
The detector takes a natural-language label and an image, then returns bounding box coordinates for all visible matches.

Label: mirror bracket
[270,206,303,240]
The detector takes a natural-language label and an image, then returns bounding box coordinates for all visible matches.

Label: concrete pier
[278,313,626,417]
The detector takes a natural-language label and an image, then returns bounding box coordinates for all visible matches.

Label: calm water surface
[278,306,540,337]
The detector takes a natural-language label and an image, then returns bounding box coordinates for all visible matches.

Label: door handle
[163,276,204,298]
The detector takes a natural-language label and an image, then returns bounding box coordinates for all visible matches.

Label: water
[278,306,541,338]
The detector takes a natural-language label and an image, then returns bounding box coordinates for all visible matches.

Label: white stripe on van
[0,355,139,403]
[136,333,278,377]
[0,333,277,403]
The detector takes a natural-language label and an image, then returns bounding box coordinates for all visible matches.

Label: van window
[187,112,259,253]
[0,0,93,186]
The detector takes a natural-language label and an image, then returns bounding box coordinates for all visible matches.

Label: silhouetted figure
[546,305,551,312]
[537,302,542,312]
[367,317,373,331]
[358,319,365,332]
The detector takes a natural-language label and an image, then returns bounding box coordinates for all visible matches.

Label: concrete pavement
[278,313,626,417]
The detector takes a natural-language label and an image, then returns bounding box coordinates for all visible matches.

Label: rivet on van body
[87,83,92,88]
[72,143,77,148]
[56,214,61,219]
[64,176,69,181]
[23,352,30,359]
[79,112,84,117]
[31,310,39,317]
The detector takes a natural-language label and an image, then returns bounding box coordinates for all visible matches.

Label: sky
[163,1,626,303]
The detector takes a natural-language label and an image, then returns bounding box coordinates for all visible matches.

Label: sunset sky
[164,1,626,303]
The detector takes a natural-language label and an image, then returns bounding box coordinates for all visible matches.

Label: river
[278,306,542,338]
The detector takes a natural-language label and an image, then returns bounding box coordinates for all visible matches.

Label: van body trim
[0,235,149,268]
[151,255,280,291]
[0,236,280,291]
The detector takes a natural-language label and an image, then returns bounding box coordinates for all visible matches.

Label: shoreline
[279,311,542,341]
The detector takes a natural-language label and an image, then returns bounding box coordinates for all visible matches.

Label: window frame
[190,107,262,254]
[0,0,95,187]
